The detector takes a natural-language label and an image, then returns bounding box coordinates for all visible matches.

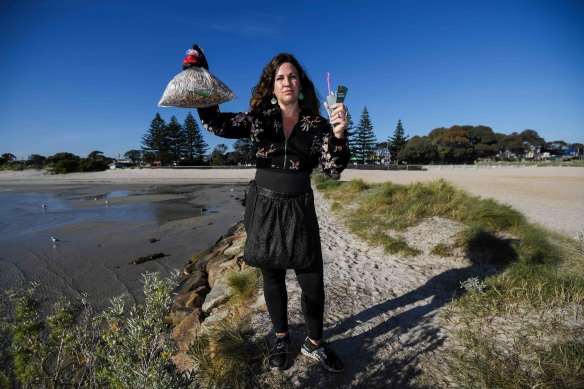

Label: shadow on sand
[291,230,518,388]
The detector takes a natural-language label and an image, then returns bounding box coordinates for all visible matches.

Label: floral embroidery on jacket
[256,144,276,158]
[250,118,264,142]
[288,160,300,170]
[300,117,323,132]
[196,105,349,175]
[310,134,321,155]
[231,113,248,127]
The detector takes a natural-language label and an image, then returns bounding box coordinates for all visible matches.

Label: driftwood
[133,252,166,265]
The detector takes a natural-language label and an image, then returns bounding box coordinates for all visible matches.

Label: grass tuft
[226,268,261,306]
[430,243,452,257]
[188,319,260,389]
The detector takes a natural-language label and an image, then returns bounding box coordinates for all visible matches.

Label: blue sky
[1,0,583,159]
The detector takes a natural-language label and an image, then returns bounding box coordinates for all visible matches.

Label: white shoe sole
[301,347,345,373]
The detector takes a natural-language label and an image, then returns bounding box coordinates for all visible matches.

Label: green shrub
[1,273,194,388]
[78,159,108,172]
[54,160,79,174]
[0,161,25,171]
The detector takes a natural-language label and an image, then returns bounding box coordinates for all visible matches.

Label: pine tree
[345,111,355,139]
[141,113,169,165]
[183,112,208,164]
[353,107,377,163]
[388,119,409,163]
[166,115,187,165]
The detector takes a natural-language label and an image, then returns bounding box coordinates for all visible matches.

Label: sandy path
[250,190,492,387]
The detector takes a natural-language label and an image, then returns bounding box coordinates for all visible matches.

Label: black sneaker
[268,334,291,371]
[301,337,345,373]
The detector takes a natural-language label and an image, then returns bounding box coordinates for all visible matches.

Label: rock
[172,352,195,373]
[223,241,245,258]
[201,307,230,329]
[194,285,210,299]
[175,270,206,295]
[201,278,231,314]
[183,262,196,274]
[186,292,205,308]
[206,253,231,273]
[194,251,216,272]
[250,291,267,311]
[207,259,236,287]
[172,308,202,351]
[165,308,194,326]
[172,290,206,310]
[172,292,195,310]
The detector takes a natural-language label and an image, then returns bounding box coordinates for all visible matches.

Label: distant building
[108,162,124,170]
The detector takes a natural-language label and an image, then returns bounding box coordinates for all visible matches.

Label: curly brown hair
[250,53,322,116]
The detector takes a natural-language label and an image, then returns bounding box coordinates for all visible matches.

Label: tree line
[0,112,254,173]
[348,107,583,164]
[141,112,253,167]
[2,109,582,173]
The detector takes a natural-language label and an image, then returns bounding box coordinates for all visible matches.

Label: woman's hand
[324,101,348,138]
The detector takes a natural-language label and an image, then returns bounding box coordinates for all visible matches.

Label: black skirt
[243,179,322,270]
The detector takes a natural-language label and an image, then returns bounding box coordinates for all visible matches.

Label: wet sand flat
[0,179,246,310]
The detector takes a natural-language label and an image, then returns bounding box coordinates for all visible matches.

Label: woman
[196,51,350,373]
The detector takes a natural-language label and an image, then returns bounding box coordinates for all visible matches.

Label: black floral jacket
[197,105,350,175]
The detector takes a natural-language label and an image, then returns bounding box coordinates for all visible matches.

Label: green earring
[298,92,304,101]
[271,95,277,105]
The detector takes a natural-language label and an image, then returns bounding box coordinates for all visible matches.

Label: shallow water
[0,184,246,311]
[0,191,154,243]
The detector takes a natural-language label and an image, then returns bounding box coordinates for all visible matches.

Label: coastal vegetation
[314,174,584,387]
[0,273,194,388]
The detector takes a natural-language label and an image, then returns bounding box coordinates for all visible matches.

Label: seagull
[51,237,60,243]
[41,204,48,209]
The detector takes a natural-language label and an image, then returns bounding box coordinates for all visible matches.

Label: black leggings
[253,168,325,340]
[260,256,325,340]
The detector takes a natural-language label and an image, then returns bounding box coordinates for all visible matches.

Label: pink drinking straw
[327,72,332,95]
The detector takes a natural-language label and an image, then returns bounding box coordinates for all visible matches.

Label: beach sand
[1,166,582,385]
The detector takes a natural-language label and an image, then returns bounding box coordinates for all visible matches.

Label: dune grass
[226,267,261,306]
[188,319,256,389]
[313,174,584,388]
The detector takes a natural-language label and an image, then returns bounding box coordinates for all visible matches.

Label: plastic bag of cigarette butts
[158,44,236,108]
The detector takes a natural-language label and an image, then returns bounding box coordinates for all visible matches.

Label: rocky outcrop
[168,222,249,359]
